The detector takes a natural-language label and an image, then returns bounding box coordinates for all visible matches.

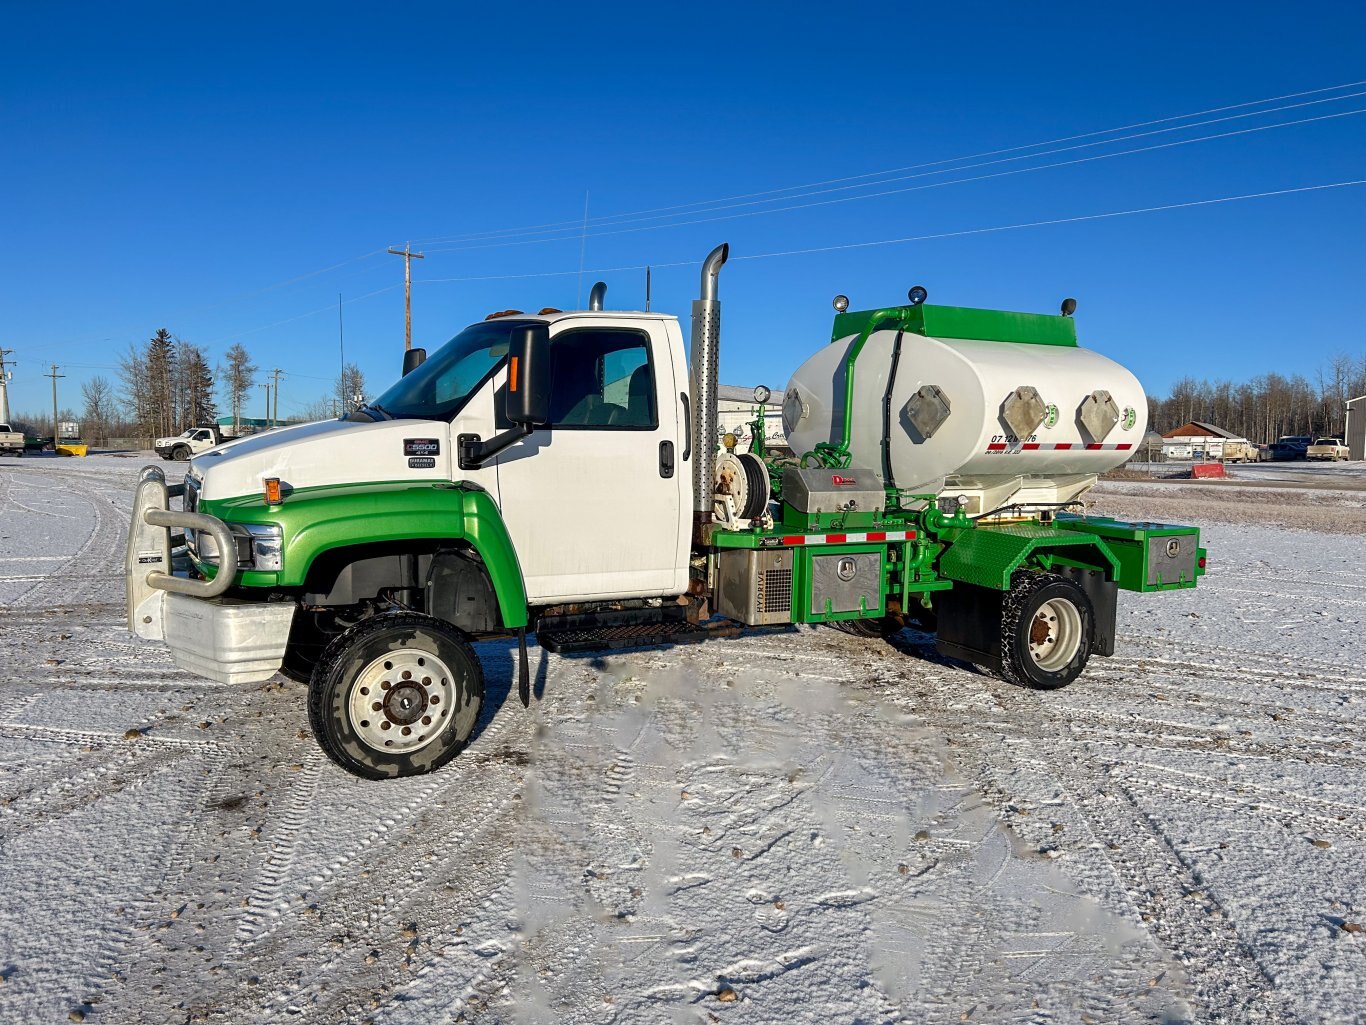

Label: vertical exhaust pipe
[588,281,607,311]
[689,243,729,524]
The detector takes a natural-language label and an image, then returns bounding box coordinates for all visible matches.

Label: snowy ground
[1,455,1364,1025]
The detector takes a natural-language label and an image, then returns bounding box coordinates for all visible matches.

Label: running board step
[536,607,746,654]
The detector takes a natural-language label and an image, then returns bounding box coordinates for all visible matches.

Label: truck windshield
[369,320,526,420]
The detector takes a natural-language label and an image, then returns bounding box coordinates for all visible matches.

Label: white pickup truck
[0,423,25,457]
[155,426,220,461]
[1306,437,1350,461]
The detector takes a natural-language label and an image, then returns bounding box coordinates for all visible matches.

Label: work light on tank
[753,385,771,404]
[832,294,849,312]
[1060,297,1078,317]
[907,285,928,306]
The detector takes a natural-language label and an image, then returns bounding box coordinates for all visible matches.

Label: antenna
[338,293,345,384]
[645,266,651,312]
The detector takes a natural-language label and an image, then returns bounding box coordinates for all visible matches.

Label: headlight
[193,523,282,572]
[237,523,283,572]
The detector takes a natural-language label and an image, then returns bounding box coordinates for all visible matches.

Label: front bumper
[126,466,293,685]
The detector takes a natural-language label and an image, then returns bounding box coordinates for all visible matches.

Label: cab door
[494,318,688,604]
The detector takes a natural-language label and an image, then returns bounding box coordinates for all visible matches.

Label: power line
[417,106,1366,256]
[410,78,1366,247]
[414,176,1366,284]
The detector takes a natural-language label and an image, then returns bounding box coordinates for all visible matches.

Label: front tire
[171,445,190,461]
[307,612,485,779]
[997,571,1093,690]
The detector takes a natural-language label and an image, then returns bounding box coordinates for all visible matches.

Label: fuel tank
[782,311,1148,494]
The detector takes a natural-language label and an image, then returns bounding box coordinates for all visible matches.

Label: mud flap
[517,625,531,707]
[933,581,1004,671]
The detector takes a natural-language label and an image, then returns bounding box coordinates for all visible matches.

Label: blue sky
[2,1,1364,420]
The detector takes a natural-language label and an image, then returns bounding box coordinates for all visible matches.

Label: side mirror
[402,347,426,377]
[505,324,551,426]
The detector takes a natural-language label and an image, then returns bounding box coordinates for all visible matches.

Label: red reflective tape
[866,532,886,541]
[987,443,1007,451]
[782,535,803,546]
[1054,443,1073,450]
[1117,443,1132,450]
[1086,443,1104,450]
[1022,443,1040,450]
[825,533,846,543]
[907,530,917,539]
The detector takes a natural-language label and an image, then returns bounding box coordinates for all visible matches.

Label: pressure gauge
[753,384,771,404]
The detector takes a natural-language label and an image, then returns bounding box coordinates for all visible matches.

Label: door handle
[659,440,675,478]
[679,392,691,461]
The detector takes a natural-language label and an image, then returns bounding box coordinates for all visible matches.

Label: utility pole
[0,348,14,425]
[387,243,425,351]
[271,368,283,428]
[47,363,65,448]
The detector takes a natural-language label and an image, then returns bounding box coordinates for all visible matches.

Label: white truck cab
[155,426,220,461]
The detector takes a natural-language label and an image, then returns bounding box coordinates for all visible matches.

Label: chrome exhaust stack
[689,243,729,525]
[588,281,607,311]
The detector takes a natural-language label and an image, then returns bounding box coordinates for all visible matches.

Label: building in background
[1347,395,1366,461]
[1160,421,1251,461]
[716,385,786,455]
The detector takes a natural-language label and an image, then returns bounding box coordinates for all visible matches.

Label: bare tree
[119,341,151,446]
[221,343,258,434]
[336,363,366,412]
[81,376,115,446]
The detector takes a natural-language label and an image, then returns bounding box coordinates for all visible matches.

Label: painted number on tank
[989,434,1037,444]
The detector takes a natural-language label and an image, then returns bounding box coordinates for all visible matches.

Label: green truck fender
[936,522,1121,591]
[199,480,530,629]
[937,517,1204,593]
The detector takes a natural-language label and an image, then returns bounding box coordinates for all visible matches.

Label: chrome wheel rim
[347,649,457,754]
[1027,598,1083,672]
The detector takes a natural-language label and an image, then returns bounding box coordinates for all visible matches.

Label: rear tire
[997,571,1093,690]
[831,617,898,639]
[308,612,485,779]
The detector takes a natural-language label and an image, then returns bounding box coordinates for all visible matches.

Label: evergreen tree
[145,328,177,438]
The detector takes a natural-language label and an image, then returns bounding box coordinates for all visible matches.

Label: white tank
[782,328,1148,495]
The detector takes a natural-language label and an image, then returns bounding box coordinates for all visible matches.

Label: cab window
[548,329,656,429]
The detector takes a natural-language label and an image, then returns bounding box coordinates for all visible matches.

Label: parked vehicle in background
[1307,438,1349,461]
[1222,440,1258,463]
[154,426,221,461]
[1251,443,1273,462]
[0,423,24,457]
[1275,435,1311,459]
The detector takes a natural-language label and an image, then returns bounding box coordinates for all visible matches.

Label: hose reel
[713,451,771,525]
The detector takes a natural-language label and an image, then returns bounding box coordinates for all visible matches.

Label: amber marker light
[264,478,283,505]
[509,355,520,393]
